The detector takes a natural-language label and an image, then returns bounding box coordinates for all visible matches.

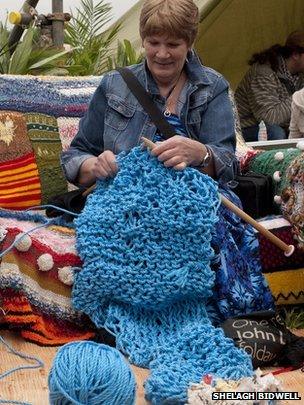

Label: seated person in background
[235,31,304,142]
[289,87,304,138]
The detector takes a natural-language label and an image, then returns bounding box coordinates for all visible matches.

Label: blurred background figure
[235,31,304,142]
[289,87,304,138]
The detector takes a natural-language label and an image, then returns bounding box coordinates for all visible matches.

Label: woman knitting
[62,0,273,324]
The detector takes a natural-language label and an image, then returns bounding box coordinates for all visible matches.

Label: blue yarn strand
[0,336,44,405]
[0,222,50,259]
[25,205,79,218]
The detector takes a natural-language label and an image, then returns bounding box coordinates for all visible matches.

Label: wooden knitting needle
[141,136,295,257]
[82,184,95,197]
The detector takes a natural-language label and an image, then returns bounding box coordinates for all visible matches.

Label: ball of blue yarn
[48,341,136,405]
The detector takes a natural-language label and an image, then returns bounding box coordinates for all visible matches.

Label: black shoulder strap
[116,67,176,140]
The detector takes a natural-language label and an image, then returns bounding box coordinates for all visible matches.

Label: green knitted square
[26,113,67,204]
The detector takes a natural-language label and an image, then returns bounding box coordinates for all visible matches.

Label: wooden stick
[82,184,95,197]
[141,136,295,257]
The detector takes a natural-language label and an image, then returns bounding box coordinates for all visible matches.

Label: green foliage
[64,0,121,75]
[0,22,71,75]
[0,0,142,76]
[106,39,144,71]
[282,306,304,330]
[0,22,10,73]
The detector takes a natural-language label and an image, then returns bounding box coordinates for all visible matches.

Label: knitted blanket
[72,147,253,404]
[0,75,101,209]
[0,75,100,118]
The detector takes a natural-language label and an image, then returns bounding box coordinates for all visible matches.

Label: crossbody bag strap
[116,67,176,140]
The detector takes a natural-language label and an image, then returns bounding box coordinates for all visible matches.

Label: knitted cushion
[73,146,253,403]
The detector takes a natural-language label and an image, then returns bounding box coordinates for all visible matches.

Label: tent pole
[52,0,64,47]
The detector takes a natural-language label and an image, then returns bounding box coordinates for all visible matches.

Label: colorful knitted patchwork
[25,113,67,204]
[57,117,80,151]
[280,152,304,249]
[0,214,95,345]
[248,148,301,197]
[0,111,33,161]
[56,116,80,191]
[72,147,253,403]
[0,152,41,209]
[0,75,100,118]
[0,111,42,209]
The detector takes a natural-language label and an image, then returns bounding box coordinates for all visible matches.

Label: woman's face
[143,34,189,85]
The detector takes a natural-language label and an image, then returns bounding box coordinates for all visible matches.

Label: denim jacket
[61,50,238,184]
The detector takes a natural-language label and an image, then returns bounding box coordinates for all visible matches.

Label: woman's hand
[78,151,118,186]
[150,135,207,170]
[93,150,118,179]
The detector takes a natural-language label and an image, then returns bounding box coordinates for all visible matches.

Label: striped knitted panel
[0,218,95,345]
[0,289,94,346]
[25,113,68,204]
[0,111,32,161]
[0,152,41,209]
[0,75,100,118]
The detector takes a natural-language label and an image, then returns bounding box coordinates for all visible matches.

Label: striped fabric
[235,61,304,129]
[0,152,41,209]
[0,219,95,345]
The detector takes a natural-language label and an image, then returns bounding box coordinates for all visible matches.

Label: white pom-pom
[273,171,281,182]
[15,233,32,252]
[296,140,304,151]
[37,253,54,271]
[274,151,284,161]
[0,227,7,242]
[274,195,282,204]
[58,266,74,286]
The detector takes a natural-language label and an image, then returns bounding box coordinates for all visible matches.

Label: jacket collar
[135,49,212,95]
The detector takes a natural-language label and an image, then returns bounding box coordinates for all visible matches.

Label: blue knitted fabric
[72,147,253,403]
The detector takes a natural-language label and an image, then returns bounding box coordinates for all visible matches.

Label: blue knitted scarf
[72,147,253,404]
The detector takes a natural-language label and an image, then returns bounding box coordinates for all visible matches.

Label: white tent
[113,0,304,89]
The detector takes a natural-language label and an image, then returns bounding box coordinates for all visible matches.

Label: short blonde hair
[139,0,199,47]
